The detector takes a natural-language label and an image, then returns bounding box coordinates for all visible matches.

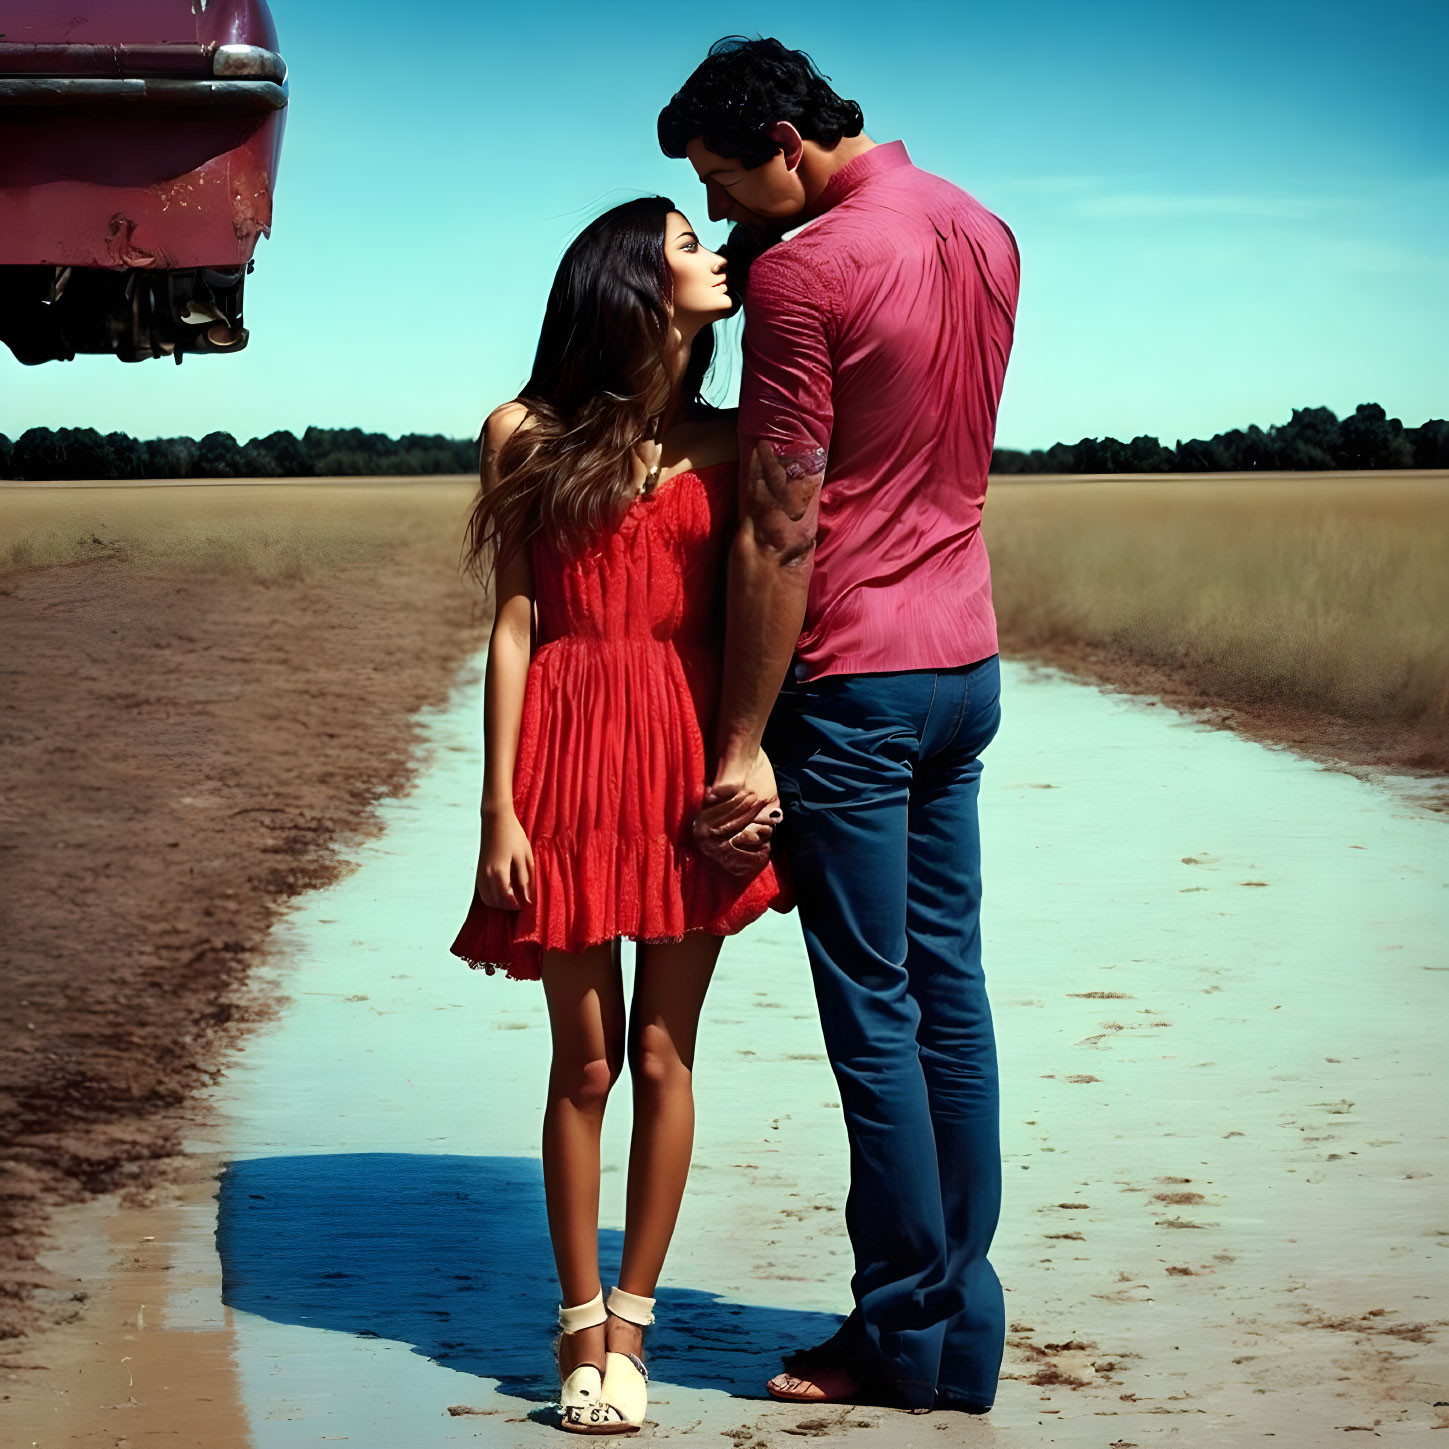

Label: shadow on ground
[216,1153,842,1402]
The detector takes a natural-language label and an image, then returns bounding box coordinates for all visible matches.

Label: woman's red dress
[450,459,793,981]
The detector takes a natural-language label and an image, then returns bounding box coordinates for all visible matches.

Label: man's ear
[767,121,805,172]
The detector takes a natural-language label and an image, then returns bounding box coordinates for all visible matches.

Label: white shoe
[556,1290,610,1434]
[598,1286,655,1433]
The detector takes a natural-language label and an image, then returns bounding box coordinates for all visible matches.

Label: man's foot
[766,1364,862,1402]
[767,1365,933,1413]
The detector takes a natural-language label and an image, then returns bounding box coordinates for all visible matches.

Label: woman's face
[663,211,732,322]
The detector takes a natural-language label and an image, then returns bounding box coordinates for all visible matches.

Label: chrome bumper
[0,76,287,108]
[0,44,288,108]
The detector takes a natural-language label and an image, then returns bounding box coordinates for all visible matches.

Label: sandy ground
[2,476,1446,1446]
[0,482,486,1348]
[996,637,1449,817]
[4,653,1446,1446]
[995,636,1449,812]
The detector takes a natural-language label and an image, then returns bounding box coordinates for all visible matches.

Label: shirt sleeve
[737,246,838,474]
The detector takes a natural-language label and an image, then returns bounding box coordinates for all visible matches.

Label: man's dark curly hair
[658,35,865,169]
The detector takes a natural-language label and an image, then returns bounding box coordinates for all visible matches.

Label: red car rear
[0,0,288,364]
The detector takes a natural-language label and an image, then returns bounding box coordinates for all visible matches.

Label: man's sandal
[767,1362,936,1414]
[766,1364,864,1402]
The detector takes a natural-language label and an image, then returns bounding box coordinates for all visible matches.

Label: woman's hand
[696,747,780,839]
[693,748,784,876]
[477,804,535,910]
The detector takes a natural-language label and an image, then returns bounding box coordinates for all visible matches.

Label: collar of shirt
[779,139,913,242]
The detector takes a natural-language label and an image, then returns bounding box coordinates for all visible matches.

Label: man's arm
[694,248,835,846]
[696,441,822,833]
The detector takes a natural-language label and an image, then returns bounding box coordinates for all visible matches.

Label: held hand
[692,749,784,876]
[696,800,780,875]
[697,748,781,839]
[477,805,535,911]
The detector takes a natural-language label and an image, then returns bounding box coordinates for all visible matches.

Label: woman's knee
[629,1020,693,1095]
[551,1052,621,1112]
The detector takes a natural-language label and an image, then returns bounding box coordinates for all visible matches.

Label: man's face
[684,134,808,232]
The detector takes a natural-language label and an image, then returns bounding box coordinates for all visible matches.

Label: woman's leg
[608,929,723,1357]
[541,939,627,1376]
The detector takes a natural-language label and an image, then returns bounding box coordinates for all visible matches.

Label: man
[658,36,1020,1415]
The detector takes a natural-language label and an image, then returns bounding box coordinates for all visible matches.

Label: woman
[451,197,793,1434]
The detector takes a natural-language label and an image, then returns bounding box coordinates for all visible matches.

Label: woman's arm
[477,402,537,909]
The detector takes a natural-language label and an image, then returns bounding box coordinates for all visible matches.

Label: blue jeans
[762,653,1004,1409]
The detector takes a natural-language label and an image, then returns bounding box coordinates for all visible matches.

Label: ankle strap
[606,1285,656,1326]
[558,1289,607,1333]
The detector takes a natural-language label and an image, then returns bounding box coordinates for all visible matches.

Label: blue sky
[3,0,1445,450]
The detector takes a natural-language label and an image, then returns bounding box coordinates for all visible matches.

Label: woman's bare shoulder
[482,399,536,450]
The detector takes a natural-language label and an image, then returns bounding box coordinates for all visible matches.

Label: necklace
[635,415,664,499]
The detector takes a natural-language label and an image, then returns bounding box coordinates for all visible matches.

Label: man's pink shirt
[737,140,1020,681]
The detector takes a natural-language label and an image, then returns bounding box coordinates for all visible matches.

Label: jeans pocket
[962,654,1003,754]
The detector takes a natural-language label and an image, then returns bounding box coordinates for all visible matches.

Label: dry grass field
[2,475,478,580]
[7,468,1445,772]
[986,470,1449,771]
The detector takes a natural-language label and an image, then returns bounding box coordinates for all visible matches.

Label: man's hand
[693,749,784,874]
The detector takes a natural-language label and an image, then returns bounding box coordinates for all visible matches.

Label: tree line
[1,404,1445,481]
[0,426,476,481]
[991,403,1448,474]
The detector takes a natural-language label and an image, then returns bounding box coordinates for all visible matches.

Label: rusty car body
[0,1,288,364]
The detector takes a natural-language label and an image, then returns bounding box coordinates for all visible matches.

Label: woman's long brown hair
[462,197,719,584]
